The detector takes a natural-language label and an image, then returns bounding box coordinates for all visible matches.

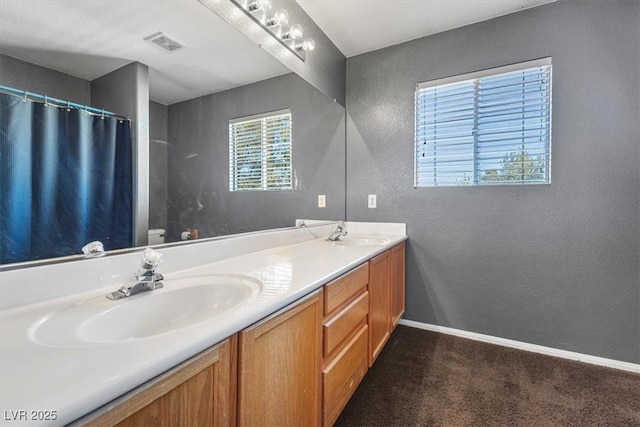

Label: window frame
[414,57,552,188]
[229,108,293,192]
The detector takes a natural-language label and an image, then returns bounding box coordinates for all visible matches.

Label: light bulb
[265,9,289,28]
[289,23,303,39]
[273,9,289,25]
[274,9,289,26]
[302,38,315,51]
[282,23,303,40]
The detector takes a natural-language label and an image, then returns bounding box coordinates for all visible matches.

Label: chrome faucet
[327,221,348,241]
[106,248,165,300]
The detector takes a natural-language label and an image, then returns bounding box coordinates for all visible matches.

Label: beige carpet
[335,325,640,426]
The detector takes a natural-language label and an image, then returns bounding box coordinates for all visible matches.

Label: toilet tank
[148,229,166,245]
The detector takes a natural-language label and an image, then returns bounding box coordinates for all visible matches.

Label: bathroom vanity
[0,222,406,426]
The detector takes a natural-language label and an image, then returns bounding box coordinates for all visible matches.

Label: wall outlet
[318,194,326,208]
[368,194,377,208]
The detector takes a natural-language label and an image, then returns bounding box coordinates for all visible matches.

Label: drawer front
[323,291,369,357]
[324,263,369,316]
[323,325,368,427]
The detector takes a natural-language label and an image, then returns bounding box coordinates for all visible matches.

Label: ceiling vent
[144,32,184,53]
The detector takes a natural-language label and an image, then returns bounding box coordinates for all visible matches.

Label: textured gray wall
[346,0,640,363]
[167,72,345,242]
[149,101,168,231]
[0,53,90,104]
[91,63,150,246]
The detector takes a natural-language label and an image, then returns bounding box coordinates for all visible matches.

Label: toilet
[148,229,166,245]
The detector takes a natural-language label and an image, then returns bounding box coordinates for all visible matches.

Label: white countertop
[0,226,406,426]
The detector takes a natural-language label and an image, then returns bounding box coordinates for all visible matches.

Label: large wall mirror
[0,1,346,266]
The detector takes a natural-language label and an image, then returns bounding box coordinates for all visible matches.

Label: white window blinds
[415,58,552,187]
[229,109,292,191]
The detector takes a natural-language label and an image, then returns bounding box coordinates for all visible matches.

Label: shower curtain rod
[0,85,129,120]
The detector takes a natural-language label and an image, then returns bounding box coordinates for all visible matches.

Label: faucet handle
[82,241,105,257]
[139,247,163,273]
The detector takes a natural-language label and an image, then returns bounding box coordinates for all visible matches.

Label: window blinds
[229,110,292,191]
[415,58,551,187]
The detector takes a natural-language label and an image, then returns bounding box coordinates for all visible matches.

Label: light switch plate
[368,194,377,208]
[318,194,326,208]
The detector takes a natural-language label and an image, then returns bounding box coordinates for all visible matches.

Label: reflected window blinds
[229,109,292,191]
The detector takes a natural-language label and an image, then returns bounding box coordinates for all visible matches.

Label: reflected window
[229,109,292,191]
[415,58,552,187]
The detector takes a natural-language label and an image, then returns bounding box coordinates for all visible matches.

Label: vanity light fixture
[229,0,315,61]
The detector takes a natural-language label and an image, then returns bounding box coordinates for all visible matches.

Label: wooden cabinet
[368,250,391,366]
[390,242,406,329]
[321,266,370,427]
[238,291,323,427]
[80,336,236,427]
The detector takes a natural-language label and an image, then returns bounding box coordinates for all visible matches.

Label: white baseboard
[398,319,640,374]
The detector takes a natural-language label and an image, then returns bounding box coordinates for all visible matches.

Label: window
[229,109,292,191]
[415,58,551,187]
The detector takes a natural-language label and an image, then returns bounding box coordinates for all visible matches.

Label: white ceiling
[0,1,290,105]
[297,0,556,57]
[0,1,558,104]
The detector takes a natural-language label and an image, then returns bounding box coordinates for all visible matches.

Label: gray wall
[167,72,345,242]
[149,101,168,231]
[91,63,150,247]
[0,53,90,104]
[346,0,640,363]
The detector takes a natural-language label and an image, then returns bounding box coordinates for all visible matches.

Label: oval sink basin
[330,236,391,246]
[30,275,262,347]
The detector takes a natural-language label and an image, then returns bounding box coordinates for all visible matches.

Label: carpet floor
[335,325,640,427]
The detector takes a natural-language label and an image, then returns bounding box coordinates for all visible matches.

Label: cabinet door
[81,337,236,427]
[368,251,391,366]
[390,242,406,329]
[238,291,323,427]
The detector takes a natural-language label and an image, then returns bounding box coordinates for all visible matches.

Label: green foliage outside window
[456,151,547,185]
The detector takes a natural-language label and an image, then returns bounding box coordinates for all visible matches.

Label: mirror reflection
[0,0,346,265]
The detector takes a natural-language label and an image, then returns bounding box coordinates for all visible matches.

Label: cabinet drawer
[323,325,368,427]
[324,263,369,316]
[323,291,368,357]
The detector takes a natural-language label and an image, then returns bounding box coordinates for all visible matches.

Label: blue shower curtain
[0,93,133,264]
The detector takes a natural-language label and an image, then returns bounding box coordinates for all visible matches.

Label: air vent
[144,32,184,53]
